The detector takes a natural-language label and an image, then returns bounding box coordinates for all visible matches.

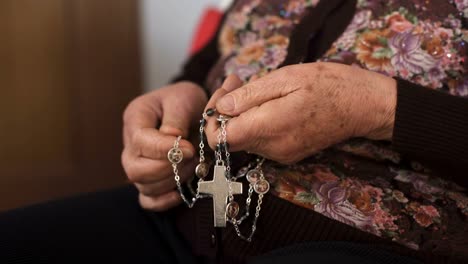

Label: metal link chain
[230,193,264,242]
[219,117,268,242]
[228,162,266,242]
[199,113,207,164]
[233,185,253,224]
[217,117,235,205]
[171,137,206,208]
[169,112,269,242]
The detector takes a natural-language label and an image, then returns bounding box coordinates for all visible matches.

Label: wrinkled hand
[205,62,397,164]
[122,81,207,211]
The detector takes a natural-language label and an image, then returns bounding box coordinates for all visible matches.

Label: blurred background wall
[0,0,221,211]
[0,0,143,211]
[140,0,219,91]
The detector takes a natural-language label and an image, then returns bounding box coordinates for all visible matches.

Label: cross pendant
[198,165,243,227]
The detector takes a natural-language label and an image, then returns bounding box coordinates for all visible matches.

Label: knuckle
[123,95,144,124]
[154,137,167,155]
[280,64,296,76]
[125,164,142,183]
[139,194,167,212]
[121,150,131,173]
[139,195,157,211]
[139,185,155,197]
[130,128,144,151]
[121,150,141,183]
[134,183,146,194]
[237,85,254,102]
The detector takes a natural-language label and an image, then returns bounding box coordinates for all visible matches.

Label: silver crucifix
[198,165,243,227]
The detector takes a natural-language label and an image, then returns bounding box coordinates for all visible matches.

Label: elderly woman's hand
[121,82,207,211]
[205,62,397,164]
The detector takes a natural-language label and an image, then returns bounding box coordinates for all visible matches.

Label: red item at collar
[189,7,223,56]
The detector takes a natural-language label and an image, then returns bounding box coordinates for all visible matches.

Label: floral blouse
[205,0,468,256]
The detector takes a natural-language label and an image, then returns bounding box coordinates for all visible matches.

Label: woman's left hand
[205,62,397,164]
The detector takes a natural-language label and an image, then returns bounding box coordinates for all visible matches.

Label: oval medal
[195,162,209,178]
[246,169,261,183]
[167,148,183,164]
[226,201,240,218]
[254,179,270,194]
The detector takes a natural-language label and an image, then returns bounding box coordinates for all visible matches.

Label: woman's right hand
[121,81,207,211]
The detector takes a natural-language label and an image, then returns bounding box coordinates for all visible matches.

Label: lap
[0,185,197,264]
[248,241,422,264]
[0,185,423,264]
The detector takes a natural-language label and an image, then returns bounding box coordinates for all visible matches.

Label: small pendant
[167,147,183,163]
[195,162,209,178]
[246,169,261,183]
[254,179,270,194]
[226,201,240,219]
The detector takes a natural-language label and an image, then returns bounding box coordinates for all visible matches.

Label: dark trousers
[0,185,422,264]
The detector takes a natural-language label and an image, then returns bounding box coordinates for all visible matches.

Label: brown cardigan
[170,0,468,263]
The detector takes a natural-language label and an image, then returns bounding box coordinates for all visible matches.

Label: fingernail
[218,95,235,112]
[222,74,242,92]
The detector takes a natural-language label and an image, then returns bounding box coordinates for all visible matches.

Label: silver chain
[170,136,206,208]
[199,113,207,163]
[218,116,268,242]
[221,120,231,179]
[169,112,269,243]
[227,159,267,242]
[217,116,237,208]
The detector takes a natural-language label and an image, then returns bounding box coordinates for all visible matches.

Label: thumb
[215,70,295,116]
[159,97,194,138]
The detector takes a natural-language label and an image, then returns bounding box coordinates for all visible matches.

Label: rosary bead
[205,108,216,116]
[226,201,240,218]
[195,162,209,178]
[223,142,230,150]
[216,144,223,151]
[200,118,207,126]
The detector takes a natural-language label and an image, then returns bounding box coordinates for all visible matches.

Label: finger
[135,178,176,196]
[215,69,299,116]
[123,142,198,183]
[224,97,304,163]
[129,128,195,160]
[123,93,162,146]
[222,74,244,92]
[139,191,182,212]
[204,75,243,149]
[204,74,243,112]
[249,74,259,82]
[133,158,197,195]
[206,105,263,152]
[123,154,171,183]
[159,86,207,138]
[217,95,289,153]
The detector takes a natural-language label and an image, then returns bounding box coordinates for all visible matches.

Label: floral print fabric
[208,0,468,256]
[323,0,468,96]
[207,0,318,89]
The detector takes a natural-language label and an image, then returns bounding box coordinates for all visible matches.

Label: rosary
[167,108,270,242]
